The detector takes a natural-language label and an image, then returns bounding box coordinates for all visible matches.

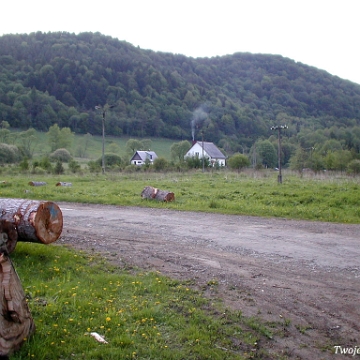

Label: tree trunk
[141,186,175,202]
[0,199,63,245]
[0,253,35,358]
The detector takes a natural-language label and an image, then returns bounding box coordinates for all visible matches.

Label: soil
[57,202,360,359]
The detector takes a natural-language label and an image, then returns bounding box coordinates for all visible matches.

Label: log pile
[141,186,175,202]
[0,198,63,357]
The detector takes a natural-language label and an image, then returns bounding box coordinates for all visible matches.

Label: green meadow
[1,170,359,223]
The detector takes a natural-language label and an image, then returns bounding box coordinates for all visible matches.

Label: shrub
[153,157,168,171]
[68,159,81,173]
[96,154,122,167]
[50,148,72,162]
[54,160,64,174]
[0,143,22,164]
[347,159,360,175]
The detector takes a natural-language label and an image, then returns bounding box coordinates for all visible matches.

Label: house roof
[196,142,226,159]
[130,151,158,162]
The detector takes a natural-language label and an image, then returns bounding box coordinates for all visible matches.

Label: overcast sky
[1,0,359,84]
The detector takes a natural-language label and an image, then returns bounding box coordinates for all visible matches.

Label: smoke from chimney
[191,105,208,141]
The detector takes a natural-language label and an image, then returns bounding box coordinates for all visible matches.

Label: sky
[1,0,359,84]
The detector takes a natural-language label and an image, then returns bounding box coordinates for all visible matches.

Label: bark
[0,199,63,245]
[141,186,175,202]
[0,219,17,255]
[0,253,35,357]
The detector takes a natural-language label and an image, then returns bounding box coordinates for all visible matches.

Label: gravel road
[58,202,360,359]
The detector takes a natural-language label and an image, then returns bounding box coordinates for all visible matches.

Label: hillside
[1,31,360,156]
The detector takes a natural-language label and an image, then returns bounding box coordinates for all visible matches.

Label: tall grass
[0,170,359,223]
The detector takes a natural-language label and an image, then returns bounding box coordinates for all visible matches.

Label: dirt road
[58,202,360,359]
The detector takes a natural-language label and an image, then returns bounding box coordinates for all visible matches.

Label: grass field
[0,170,359,224]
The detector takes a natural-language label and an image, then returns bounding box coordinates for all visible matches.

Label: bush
[0,143,22,164]
[153,157,168,171]
[96,154,122,167]
[347,159,360,175]
[68,159,81,173]
[87,160,101,173]
[50,148,72,162]
[54,160,64,174]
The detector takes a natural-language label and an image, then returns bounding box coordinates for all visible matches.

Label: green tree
[228,153,250,172]
[18,128,37,157]
[47,124,74,151]
[347,159,360,174]
[257,140,277,168]
[125,139,143,155]
[54,160,64,174]
[170,140,191,162]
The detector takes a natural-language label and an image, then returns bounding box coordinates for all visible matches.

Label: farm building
[130,151,158,166]
[184,141,226,166]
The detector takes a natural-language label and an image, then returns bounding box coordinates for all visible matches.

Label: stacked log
[141,186,175,202]
[0,199,63,248]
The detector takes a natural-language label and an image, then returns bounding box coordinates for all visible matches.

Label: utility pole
[271,125,288,183]
[95,104,115,174]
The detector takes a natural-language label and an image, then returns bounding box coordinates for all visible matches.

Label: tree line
[1,32,360,168]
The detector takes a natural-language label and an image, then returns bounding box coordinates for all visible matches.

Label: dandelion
[106,317,111,322]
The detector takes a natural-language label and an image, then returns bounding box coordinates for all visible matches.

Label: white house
[130,151,158,166]
[184,141,226,166]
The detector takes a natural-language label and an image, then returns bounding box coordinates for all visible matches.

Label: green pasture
[0,170,359,223]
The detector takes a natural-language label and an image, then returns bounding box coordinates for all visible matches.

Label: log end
[34,202,63,244]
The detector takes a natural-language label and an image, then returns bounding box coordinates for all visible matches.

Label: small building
[130,151,158,166]
[184,141,226,166]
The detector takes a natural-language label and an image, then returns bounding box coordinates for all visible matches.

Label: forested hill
[1,31,360,151]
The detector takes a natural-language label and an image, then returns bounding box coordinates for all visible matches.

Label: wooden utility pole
[271,125,288,183]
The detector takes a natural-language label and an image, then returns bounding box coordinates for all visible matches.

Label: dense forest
[1,31,360,170]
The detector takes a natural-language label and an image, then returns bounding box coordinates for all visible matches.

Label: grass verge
[10,243,276,360]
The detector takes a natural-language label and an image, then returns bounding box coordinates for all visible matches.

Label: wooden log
[0,253,35,357]
[0,219,18,255]
[141,186,175,202]
[56,182,72,187]
[0,199,63,245]
[28,181,46,187]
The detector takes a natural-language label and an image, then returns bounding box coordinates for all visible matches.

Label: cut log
[0,199,63,245]
[28,181,46,187]
[56,182,72,187]
[0,253,35,357]
[141,186,175,202]
[0,219,18,255]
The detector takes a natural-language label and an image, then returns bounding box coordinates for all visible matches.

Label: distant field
[13,129,177,161]
[1,170,359,224]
